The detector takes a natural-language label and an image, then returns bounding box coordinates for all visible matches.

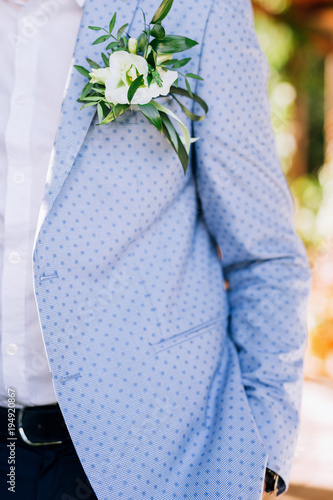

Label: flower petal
[158,69,178,95]
[131,87,156,105]
[89,67,111,85]
[105,85,129,105]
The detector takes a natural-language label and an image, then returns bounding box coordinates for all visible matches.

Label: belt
[0,404,71,446]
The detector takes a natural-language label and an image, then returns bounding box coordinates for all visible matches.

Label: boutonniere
[74,0,208,174]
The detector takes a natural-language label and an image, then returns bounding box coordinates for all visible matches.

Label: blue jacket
[33,0,311,498]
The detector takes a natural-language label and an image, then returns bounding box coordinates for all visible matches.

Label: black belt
[0,404,70,446]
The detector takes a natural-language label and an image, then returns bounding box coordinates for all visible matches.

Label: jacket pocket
[150,315,223,354]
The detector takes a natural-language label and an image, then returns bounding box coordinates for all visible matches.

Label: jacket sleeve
[192,0,312,489]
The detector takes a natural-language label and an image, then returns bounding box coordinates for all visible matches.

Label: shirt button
[16,94,27,105]
[7,344,18,355]
[9,252,21,264]
[13,172,25,184]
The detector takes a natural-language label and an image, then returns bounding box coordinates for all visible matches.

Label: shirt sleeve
[192,0,312,489]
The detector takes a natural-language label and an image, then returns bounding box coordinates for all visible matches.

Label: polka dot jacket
[33,1,311,499]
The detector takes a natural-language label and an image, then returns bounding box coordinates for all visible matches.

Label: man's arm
[193,0,311,491]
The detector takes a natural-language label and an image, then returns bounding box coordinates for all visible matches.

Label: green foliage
[150,24,166,40]
[76,0,208,172]
[74,65,90,78]
[92,34,111,45]
[138,103,163,131]
[127,75,144,103]
[150,35,198,54]
[291,174,323,246]
[117,24,129,41]
[109,13,117,34]
[161,58,191,69]
[151,0,174,24]
[254,5,326,250]
[86,58,100,69]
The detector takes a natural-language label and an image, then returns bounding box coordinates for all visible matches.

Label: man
[0,0,311,499]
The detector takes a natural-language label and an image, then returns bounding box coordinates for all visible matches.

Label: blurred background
[252,0,333,498]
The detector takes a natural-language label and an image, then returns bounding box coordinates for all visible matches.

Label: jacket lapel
[36,0,141,234]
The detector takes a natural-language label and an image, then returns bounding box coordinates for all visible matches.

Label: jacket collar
[36,0,141,236]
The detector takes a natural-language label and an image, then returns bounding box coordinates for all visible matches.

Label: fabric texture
[32,1,311,499]
[0,0,83,407]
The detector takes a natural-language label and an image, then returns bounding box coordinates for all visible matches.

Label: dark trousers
[0,434,98,500]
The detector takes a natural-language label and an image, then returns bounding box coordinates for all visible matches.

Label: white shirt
[0,0,83,407]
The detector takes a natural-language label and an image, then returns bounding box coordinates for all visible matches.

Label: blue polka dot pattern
[33,0,311,499]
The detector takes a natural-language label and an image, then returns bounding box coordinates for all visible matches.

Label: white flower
[105,51,177,106]
[89,67,111,85]
[144,66,178,101]
[128,37,137,54]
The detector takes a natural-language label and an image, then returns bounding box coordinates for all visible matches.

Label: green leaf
[151,0,174,24]
[79,95,101,102]
[98,101,112,120]
[109,12,117,34]
[185,77,193,98]
[86,58,100,69]
[147,50,156,70]
[151,70,163,87]
[127,74,144,103]
[138,103,163,132]
[117,23,129,41]
[97,102,104,124]
[92,87,106,94]
[145,44,153,60]
[101,52,109,67]
[150,35,198,54]
[88,26,102,31]
[74,65,91,79]
[92,34,111,45]
[160,112,189,174]
[80,82,93,100]
[185,73,204,81]
[170,85,209,122]
[100,104,130,125]
[101,108,115,125]
[159,60,174,66]
[137,32,148,52]
[80,102,98,109]
[160,112,177,150]
[150,24,165,40]
[106,41,119,51]
[139,7,147,30]
[161,57,191,69]
[120,36,128,49]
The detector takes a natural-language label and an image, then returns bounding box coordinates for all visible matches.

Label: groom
[0,0,311,499]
